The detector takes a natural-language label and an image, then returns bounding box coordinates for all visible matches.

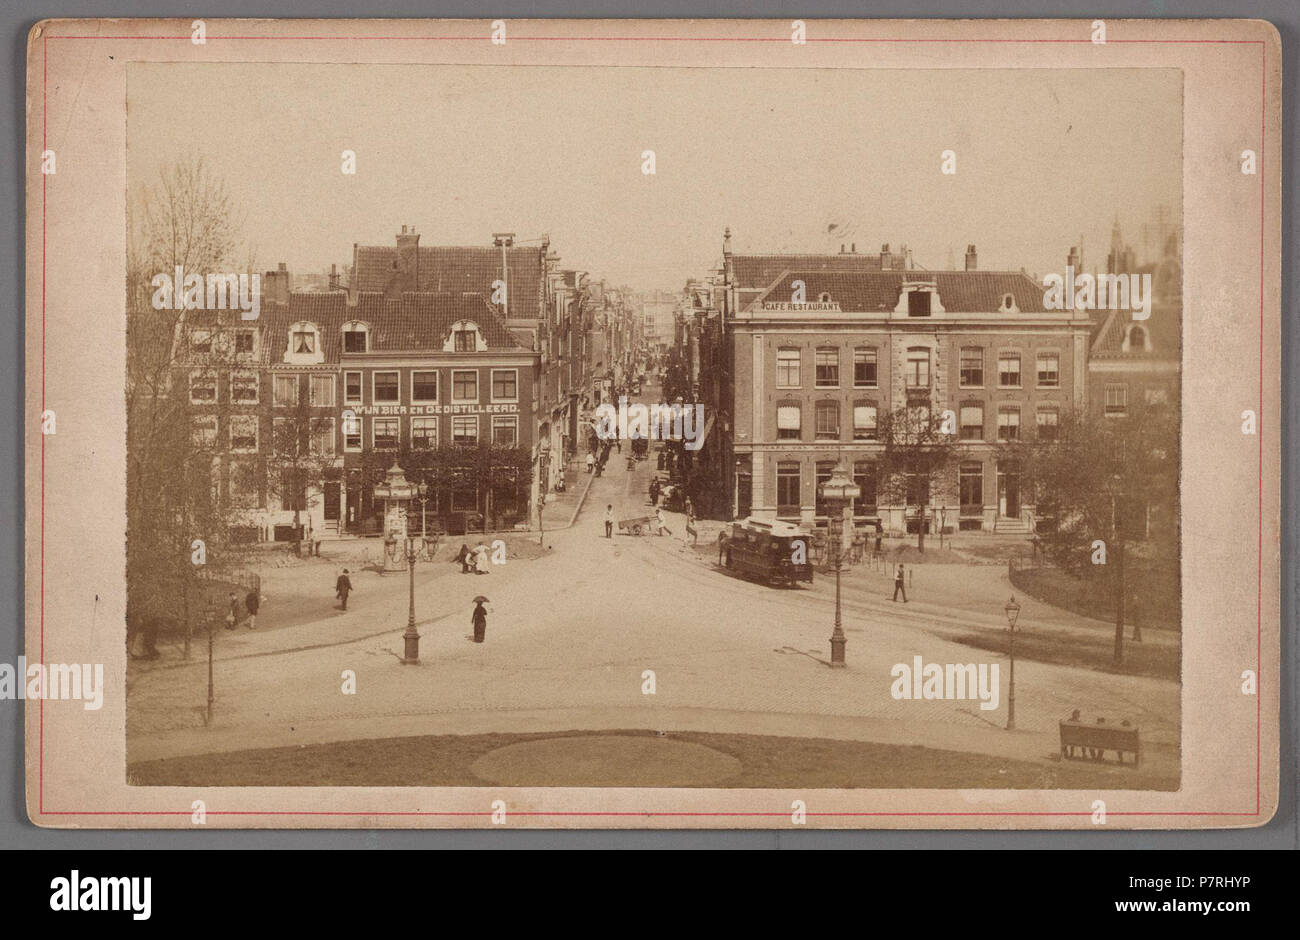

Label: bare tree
[877,403,960,553]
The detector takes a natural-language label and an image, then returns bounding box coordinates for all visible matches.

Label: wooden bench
[1059,716,1141,767]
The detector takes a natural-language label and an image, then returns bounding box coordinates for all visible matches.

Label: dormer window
[907,291,931,317]
[342,321,370,353]
[444,319,487,353]
[284,321,324,365]
[1123,324,1151,352]
[818,292,832,303]
[999,293,1019,313]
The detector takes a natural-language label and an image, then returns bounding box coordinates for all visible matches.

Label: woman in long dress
[474,544,490,574]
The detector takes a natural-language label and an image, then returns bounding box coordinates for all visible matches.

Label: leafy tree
[1018,402,1178,664]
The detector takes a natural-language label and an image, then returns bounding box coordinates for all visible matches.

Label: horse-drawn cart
[618,516,654,536]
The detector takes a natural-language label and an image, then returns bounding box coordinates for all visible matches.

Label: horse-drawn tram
[720,517,814,586]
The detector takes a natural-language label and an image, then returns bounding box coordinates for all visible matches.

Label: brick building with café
[722,235,1093,535]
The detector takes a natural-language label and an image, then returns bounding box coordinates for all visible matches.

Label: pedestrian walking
[586,452,595,474]
[474,544,490,574]
[892,563,907,603]
[471,597,488,643]
[604,504,614,538]
[685,507,698,547]
[244,589,261,629]
[649,477,660,506]
[655,507,672,537]
[225,592,239,630]
[336,569,353,610]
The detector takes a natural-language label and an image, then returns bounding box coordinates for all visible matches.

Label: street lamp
[819,461,861,668]
[401,536,420,664]
[415,481,430,540]
[1004,595,1021,730]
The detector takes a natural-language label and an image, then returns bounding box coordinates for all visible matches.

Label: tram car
[720,517,814,586]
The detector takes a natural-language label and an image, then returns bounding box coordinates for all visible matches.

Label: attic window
[1126,325,1150,351]
[444,319,485,354]
[907,291,931,317]
[342,321,369,353]
[292,329,315,354]
[818,292,832,303]
[1002,293,1014,309]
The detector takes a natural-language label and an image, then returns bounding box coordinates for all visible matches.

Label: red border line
[36,29,1269,822]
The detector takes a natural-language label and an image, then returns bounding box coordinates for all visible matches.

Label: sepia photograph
[120,61,1185,791]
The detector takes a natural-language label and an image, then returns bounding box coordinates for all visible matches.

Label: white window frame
[411,416,438,449]
[491,415,519,446]
[451,414,479,444]
[311,416,336,456]
[997,406,1021,441]
[189,370,218,405]
[1036,351,1061,388]
[372,416,400,450]
[229,414,259,453]
[997,352,1022,389]
[273,374,298,407]
[775,348,801,389]
[372,370,401,405]
[344,370,363,405]
[309,374,336,407]
[228,370,259,405]
[344,416,363,452]
[490,368,519,404]
[452,369,479,404]
[959,347,984,389]
[411,370,439,404]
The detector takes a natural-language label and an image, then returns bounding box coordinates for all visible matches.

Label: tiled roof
[730,252,903,289]
[259,291,525,364]
[258,294,349,364]
[352,244,546,320]
[1089,303,1181,361]
[752,270,1051,313]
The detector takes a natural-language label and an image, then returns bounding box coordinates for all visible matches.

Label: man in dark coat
[892,563,907,603]
[336,569,353,610]
[244,589,261,629]
[472,600,487,643]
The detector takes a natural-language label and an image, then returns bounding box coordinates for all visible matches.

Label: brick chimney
[396,224,420,291]
[328,263,340,291]
[263,262,291,305]
[964,244,977,271]
[1067,245,1081,270]
[880,243,892,270]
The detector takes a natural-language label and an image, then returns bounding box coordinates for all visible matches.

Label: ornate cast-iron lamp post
[401,536,420,664]
[1005,595,1021,730]
[818,461,860,668]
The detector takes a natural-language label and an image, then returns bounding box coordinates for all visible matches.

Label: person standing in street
[649,476,660,507]
[471,599,487,643]
[225,592,239,630]
[605,504,614,538]
[336,568,353,610]
[586,452,595,474]
[892,563,907,603]
[685,507,698,547]
[244,589,261,629]
[655,507,672,537]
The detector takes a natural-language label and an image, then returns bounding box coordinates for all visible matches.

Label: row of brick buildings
[180,227,644,541]
[671,224,1181,533]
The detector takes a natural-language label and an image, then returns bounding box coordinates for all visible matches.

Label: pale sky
[127,63,1181,291]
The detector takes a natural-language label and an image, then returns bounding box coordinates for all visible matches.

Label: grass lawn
[127,728,1177,790]
[951,629,1179,681]
[1011,564,1180,633]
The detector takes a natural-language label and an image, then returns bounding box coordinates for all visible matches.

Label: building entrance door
[997,465,1020,518]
